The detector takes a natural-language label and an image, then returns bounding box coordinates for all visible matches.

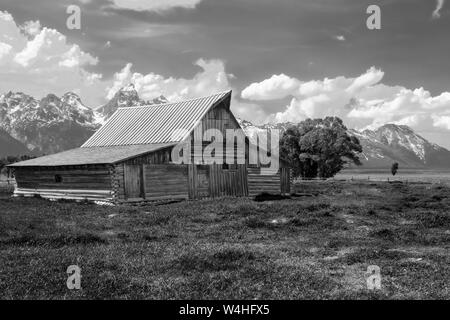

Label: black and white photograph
[0,0,449,307]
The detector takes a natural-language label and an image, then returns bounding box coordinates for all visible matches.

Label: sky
[1,0,450,147]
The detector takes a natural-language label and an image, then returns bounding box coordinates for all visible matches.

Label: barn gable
[82,91,232,147]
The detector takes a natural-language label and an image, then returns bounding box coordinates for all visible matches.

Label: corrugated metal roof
[8,144,175,167]
[82,91,231,147]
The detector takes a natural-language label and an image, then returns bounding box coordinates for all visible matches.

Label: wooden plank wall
[122,148,172,165]
[248,167,282,197]
[208,164,248,198]
[145,164,189,200]
[188,97,248,199]
[114,148,173,200]
[191,97,246,165]
[280,167,291,195]
[123,164,143,199]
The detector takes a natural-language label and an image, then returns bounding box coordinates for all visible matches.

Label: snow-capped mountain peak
[350,124,450,168]
[97,83,168,119]
[62,92,90,111]
[121,83,137,92]
[0,91,101,153]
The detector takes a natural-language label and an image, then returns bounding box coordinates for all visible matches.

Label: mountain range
[237,120,450,169]
[0,84,166,156]
[1,86,450,169]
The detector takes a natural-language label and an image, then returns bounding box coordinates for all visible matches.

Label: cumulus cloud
[111,0,203,12]
[0,42,12,59]
[432,0,445,19]
[241,74,301,101]
[346,66,384,94]
[19,20,41,37]
[0,11,103,105]
[106,58,270,123]
[241,67,450,139]
[432,115,450,130]
[0,10,266,121]
[106,63,133,100]
[107,59,231,101]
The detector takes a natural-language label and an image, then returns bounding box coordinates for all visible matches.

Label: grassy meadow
[0,180,449,299]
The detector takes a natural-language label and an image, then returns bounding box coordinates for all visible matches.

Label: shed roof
[82,90,231,147]
[8,143,175,167]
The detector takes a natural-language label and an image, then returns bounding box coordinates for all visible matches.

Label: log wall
[13,165,114,201]
[14,166,112,190]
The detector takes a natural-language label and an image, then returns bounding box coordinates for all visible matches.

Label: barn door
[124,164,144,200]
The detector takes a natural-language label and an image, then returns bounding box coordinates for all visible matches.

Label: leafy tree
[0,155,36,177]
[391,162,399,176]
[280,117,362,179]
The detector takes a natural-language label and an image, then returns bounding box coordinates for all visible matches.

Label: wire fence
[294,175,450,186]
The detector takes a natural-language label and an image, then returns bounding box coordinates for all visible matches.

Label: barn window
[54,174,63,183]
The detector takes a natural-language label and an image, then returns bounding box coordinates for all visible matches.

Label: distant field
[336,168,450,184]
[0,181,449,299]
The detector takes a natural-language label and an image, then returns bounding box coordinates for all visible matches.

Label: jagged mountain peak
[351,123,450,168]
[150,95,169,105]
[97,83,168,118]
[0,85,170,156]
[62,91,82,101]
[121,83,137,92]
[61,92,90,112]
[0,90,101,154]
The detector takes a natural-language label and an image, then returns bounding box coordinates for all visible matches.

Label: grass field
[0,181,449,299]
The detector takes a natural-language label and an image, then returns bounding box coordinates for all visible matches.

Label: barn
[9,91,293,203]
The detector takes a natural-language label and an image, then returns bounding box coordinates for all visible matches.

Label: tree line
[0,155,36,176]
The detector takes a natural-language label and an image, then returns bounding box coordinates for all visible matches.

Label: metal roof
[8,144,175,167]
[82,91,232,147]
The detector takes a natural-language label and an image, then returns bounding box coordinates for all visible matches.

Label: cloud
[108,59,230,102]
[432,114,450,130]
[19,20,41,37]
[106,62,133,100]
[241,74,301,101]
[0,42,12,59]
[0,10,265,121]
[241,67,450,138]
[432,0,445,19]
[0,11,103,105]
[111,0,203,12]
[106,58,269,123]
[346,66,384,94]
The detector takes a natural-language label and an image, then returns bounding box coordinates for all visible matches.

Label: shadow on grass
[253,192,291,202]
[170,248,264,273]
[0,233,107,247]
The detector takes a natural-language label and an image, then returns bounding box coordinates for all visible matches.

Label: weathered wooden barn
[9,91,292,203]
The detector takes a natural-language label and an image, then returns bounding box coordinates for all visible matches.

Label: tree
[0,155,36,177]
[280,117,363,179]
[391,162,399,176]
